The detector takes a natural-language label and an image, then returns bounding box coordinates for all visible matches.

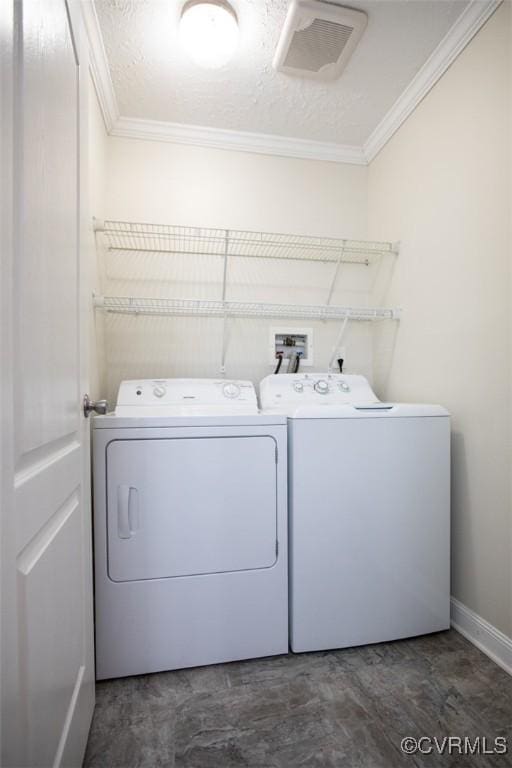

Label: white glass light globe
[180,1,239,69]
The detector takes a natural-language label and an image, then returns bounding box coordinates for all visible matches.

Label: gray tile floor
[84,631,512,768]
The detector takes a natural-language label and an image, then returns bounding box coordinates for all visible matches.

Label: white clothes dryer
[93,379,288,679]
[259,373,450,654]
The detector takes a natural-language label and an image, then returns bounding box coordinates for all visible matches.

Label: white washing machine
[93,378,288,679]
[259,373,450,654]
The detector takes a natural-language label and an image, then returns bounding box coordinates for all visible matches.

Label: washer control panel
[259,373,378,411]
[116,378,258,415]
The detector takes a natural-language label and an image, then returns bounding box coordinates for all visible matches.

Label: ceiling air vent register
[273,1,367,81]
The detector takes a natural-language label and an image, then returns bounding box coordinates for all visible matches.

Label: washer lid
[286,403,449,419]
[115,378,258,416]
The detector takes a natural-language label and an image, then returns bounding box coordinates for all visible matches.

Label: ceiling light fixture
[180,0,239,69]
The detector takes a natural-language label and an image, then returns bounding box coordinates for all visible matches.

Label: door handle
[83,394,108,418]
[117,486,139,539]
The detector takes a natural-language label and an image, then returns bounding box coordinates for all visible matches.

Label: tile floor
[83,631,512,768]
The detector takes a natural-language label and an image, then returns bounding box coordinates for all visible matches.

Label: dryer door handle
[117,485,139,539]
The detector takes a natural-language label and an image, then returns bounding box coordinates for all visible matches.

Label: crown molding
[83,0,500,166]
[81,0,119,132]
[363,0,502,163]
[110,116,367,165]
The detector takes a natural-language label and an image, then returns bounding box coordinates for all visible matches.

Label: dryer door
[106,435,277,581]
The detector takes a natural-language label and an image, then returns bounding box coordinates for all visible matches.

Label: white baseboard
[451,597,512,676]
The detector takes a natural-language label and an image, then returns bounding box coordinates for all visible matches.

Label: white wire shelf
[95,220,398,265]
[94,295,401,322]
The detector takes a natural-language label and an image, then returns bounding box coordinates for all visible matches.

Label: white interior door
[1,1,95,765]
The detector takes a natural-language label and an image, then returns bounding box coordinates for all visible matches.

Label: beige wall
[368,3,511,636]
[104,139,368,236]
[96,139,371,403]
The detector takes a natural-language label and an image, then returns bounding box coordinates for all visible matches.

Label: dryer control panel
[259,373,378,412]
[116,379,258,416]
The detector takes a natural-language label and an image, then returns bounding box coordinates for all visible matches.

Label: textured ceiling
[94,0,470,146]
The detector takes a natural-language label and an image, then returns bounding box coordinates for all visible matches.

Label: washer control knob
[223,382,241,399]
[153,385,166,398]
[314,379,329,394]
[293,382,304,393]
[339,382,351,392]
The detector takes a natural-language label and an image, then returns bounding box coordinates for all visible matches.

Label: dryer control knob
[339,382,351,392]
[314,379,329,394]
[153,385,166,398]
[223,382,241,399]
[293,382,304,393]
